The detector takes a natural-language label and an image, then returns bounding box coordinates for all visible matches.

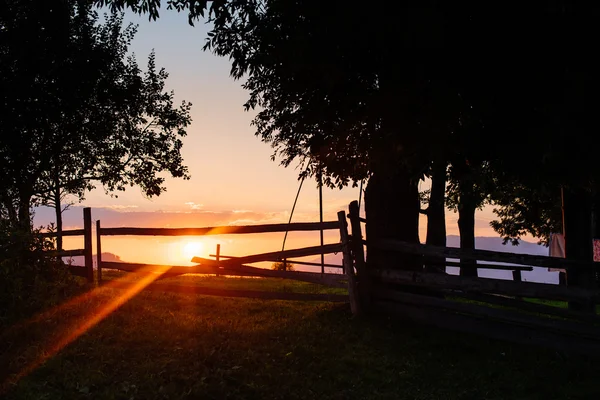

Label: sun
[182,241,204,261]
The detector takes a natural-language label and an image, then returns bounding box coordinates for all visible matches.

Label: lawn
[1,274,599,400]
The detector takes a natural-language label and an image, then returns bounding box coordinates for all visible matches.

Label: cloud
[185,202,203,210]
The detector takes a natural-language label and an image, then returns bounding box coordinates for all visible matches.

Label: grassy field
[1,274,600,400]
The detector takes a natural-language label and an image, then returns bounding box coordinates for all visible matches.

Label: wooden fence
[42,207,94,282]
[343,200,600,354]
[95,218,347,287]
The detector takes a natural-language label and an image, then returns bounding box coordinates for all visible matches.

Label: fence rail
[41,229,86,238]
[99,221,340,236]
[369,238,600,271]
[342,199,600,354]
[208,254,343,269]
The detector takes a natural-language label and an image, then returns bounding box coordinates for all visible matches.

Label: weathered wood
[451,292,600,324]
[99,221,340,236]
[339,210,360,315]
[102,261,347,288]
[192,257,347,288]
[374,300,600,356]
[371,268,600,302]
[375,289,600,339]
[47,249,86,258]
[349,200,370,310]
[40,229,86,238]
[435,260,533,271]
[370,238,600,271]
[208,254,343,269]
[96,220,103,284]
[192,243,343,267]
[215,243,221,277]
[83,207,93,283]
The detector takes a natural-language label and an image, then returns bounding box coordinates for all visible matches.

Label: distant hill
[307,235,558,284]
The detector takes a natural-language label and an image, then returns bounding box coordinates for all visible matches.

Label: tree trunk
[564,188,595,312]
[458,174,478,277]
[424,161,447,273]
[54,173,63,252]
[365,168,421,271]
[17,192,32,232]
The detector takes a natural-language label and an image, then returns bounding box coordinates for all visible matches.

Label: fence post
[338,210,360,315]
[96,220,103,284]
[83,207,93,283]
[349,200,370,310]
[512,269,522,300]
[216,243,221,277]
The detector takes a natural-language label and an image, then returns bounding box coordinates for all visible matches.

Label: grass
[2,274,600,400]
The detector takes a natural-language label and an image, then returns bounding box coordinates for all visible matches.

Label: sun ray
[1,265,170,393]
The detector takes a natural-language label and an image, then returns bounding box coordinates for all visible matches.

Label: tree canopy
[0,0,192,232]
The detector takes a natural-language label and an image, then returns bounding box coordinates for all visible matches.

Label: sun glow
[182,241,204,261]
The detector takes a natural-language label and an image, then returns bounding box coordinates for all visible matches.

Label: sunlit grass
[2,277,599,399]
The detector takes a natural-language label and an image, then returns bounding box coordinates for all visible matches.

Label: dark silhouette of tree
[1,1,191,244]
[271,261,294,272]
[102,1,600,300]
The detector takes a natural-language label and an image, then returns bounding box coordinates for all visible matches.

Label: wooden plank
[192,257,347,288]
[370,238,600,270]
[371,268,600,302]
[83,208,93,283]
[101,261,347,288]
[191,243,344,267]
[96,220,103,284]
[208,254,343,269]
[451,292,600,324]
[436,260,533,271]
[99,221,340,236]
[339,210,360,315]
[374,300,600,356]
[374,289,600,339]
[40,229,85,238]
[348,200,370,309]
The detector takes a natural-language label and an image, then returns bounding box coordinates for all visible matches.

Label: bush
[0,221,81,325]
[271,261,295,271]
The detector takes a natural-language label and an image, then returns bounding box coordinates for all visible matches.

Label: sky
[34,7,503,267]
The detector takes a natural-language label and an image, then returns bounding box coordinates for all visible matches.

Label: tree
[103,1,600,295]
[271,261,294,272]
[0,1,192,240]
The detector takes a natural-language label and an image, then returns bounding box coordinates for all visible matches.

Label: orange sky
[48,8,502,268]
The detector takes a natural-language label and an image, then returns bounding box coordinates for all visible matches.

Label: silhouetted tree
[271,261,294,272]
[0,1,191,243]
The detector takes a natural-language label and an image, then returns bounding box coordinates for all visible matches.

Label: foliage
[0,0,192,230]
[96,1,600,250]
[489,182,562,246]
[271,260,294,271]
[0,221,80,324]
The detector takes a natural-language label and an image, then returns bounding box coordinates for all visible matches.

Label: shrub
[271,261,295,271]
[0,221,81,325]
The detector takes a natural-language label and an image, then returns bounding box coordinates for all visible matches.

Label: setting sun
[182,241,204,261]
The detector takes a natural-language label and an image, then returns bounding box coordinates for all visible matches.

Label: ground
[1,273,599,399]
